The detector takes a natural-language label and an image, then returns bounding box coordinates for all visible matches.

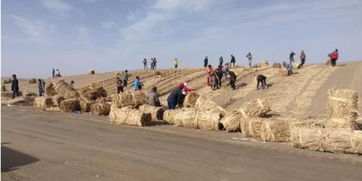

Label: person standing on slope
[143,58,148,70]
[174,58,179,69]
[219,56,224,67]
[116,77,124,93]
[11,74,19,99]
[204,56,209,68]
[228,70,237,90]
[206,65,213,86]
[52,68,55,78]
[298,50,306,69]
[328,49,339,67]
[38,79,46,96]
[123,70,130,87]
[289,51,296,64]
[230,54,236,67]
[246,52,252,68]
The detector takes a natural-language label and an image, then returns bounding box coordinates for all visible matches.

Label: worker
[289,51,296,64]
[230,54,236,67]
[328,49,339,67]
[116,77,124,93]
[256,74,267,90]
[216,65,223,87]
[123,70,130,87]
[174,58,179,69]
[11,74,19,99]
[148,87,161,107]
[246,52,252,68]
[70,80,75,88]
[133,76,143,91]
[222,63,230,80]
[206,65,213,86]
[298,50,306,69]
[219,56,224,67]
[211,69,220,90]
[228,70,237,90]
[38,79,46,96]
[204,56,208,67]
[143,58,148,70]
[167,83,186,109]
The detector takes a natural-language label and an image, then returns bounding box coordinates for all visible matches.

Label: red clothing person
[206,65,213,86]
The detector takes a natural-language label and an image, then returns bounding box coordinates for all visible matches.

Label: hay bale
[3,96,34,105]
[131,91,148,106]
[54,80,79,99]
[138,105,164,121]
[196,111,223,131]
[163,109,179,124]
[88,70,95,74]
[351,131,362,154]
[52,95,65,106]
[1,85,6,92]
[1,92,13,98]
[290,118,326,128]
[239,99,270,118]
[184,92,200,108]
[112,92,134,108]
[195,96,226,114]
[34,97,54,109]
[173,108,198,128]
[91,102,111,116]
[109,107,152,127]
[59,98,80,112]
[29,78,37,84]
[272,63,282,68]
[260,118,291,142]
[80,99,94,112]
[45,82,57,96]
[290,127,329,151]
[80,86,107,101]
[240,118,265,137]
[3,79,12,84]
[261,60,269,67]
[221,111,242,132]
[326,89,359,129]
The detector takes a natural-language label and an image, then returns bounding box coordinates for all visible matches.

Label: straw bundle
[45,82,57,96]
[326,89,359,129]
[290,118,326,128]
[272,63,282,68]
[34,97,54,109]
[261,60,269,67]
[162,110,179,124]
[109,107,152,127]
[351,131,362,154]
[174,108,198,128]
[131,91,148,106]
[196,111,223,131]
[54,80,79,99]
[29,78,37,84]
[80,86,107,101]
[59,98,81,112]
[220,111,242,132]
[91,102,111,116]
[184,92,200,108]
[240,118,265,137]
[138,105,164,121]
[290,127,328,151]
[112,92,134,108]
[239,99,270,118]
[52,95,65,106]
[3,96,34,106]
[195,96,226,114]
[1,92,12,98]
[79,99,94,112]
[3,79,12,84]
[260,118,291,142]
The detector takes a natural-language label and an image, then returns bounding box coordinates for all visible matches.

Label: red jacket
[329,52,339,60]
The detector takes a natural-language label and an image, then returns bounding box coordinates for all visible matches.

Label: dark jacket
[167,87,184,106]
[257,75,266,81]
[229,71,237,80]
[11,79,19,91]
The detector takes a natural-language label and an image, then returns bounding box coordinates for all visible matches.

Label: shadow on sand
[1,144,39,172]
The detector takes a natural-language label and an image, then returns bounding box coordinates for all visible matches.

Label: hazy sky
[2,0,362,78]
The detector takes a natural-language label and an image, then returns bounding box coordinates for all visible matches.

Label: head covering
[178,83,185,90]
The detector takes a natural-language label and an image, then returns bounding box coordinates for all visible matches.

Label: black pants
[288,69,293,76]
[331,59,337,67]
[123,80,128,87]
[117,86,124,93]
[218,76,222,87]
[39,89,44,96]
[12,90,19,98]
[230,78,236,89]
[231,61,235,67]
[257,79,266,89]
[204,62,208,67]
[298,59,305,69]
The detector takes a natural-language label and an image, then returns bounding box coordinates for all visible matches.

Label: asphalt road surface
[2,106,362,181]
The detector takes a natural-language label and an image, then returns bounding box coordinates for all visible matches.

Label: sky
[2,0,362,78]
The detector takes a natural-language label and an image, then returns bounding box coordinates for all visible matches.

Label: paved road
[2,106,362,181]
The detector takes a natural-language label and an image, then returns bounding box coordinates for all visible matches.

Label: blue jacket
[133,79,141,90]
[167,87,184,106]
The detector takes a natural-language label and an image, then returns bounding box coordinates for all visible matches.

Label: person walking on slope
[256,74,267,90]
[211,68,220,90]
[328,49,339,67]
[204,56,209,68]
[174,58,179,69]
[38,79,46,96]
[148,87,161,107]
[11,74,19,99]
[298,50,306,69]
[167,83,186,109]
[228,70,237,90]
[123,70,130,87]
[219,56,224,67]
[116,77,124,93]
[133,76,143,91]
[153,57,158,70]
[222,63,230,80]
[230,54,236,67]
[289,51,296,64]
[143,58,148,70]
[206,65,213,86]
[283,62,293,76]
[246,52,252,68]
